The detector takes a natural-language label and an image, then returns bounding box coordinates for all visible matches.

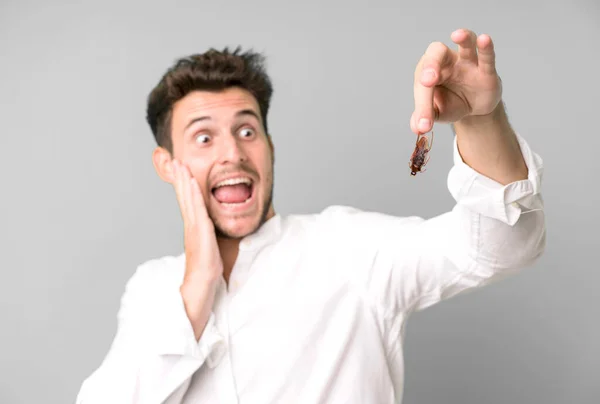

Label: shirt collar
[239,213,283,251]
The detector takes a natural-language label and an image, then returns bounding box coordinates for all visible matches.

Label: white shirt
[76,133,546,404]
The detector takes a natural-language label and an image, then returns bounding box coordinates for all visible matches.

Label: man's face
[164,87,274,239]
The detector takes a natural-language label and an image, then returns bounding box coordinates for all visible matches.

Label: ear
[267,135,275,161]
[152,146,174,184]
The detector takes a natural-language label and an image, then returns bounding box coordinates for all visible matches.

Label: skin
[153,87,275,275]
[152,28,527,339]
[411,28,528,184]
[152,88,275,339]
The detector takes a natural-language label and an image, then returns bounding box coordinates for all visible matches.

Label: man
[76,28,545,403]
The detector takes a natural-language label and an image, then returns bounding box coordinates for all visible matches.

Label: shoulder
[279,205,423,266]
[277,205,366,243]
[111,253,186,320]
[283,205,380,231]
[317,204,421,226]
[308,205,423,246]
[123,253,186,297]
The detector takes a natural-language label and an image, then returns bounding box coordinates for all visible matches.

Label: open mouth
[211,177,255,208]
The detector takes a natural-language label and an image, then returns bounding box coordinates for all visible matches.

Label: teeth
[214,177,252,189]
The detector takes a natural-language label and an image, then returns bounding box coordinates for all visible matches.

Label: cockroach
[409,131,434,176]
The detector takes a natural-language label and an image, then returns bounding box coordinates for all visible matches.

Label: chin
[213,215,263,239]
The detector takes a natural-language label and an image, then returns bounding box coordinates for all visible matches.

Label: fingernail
[418,118,431,131]
[422,69,436,81]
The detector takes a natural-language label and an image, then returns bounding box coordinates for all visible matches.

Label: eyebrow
[184,109,261,131]
[236,109,261,122]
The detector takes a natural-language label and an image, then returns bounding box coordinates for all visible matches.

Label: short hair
[146,47,274,153]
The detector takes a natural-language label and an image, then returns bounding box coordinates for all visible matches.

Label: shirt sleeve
[76,257,226,404]
[404,131,546,311]
[321,132,546,348]
[447,130,544,226]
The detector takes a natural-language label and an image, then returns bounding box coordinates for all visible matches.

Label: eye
[239,127,255,138]
[195,134,211,144]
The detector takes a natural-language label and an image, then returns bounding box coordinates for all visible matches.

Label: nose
[219,134,248,165]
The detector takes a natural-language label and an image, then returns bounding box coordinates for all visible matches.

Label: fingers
[171,159,222,284]
[452,28,496,74]
[411,29,498,133]
[180,162,196,226]
[189,168,210,223]
[172,159,191,225]
[413,41,453,133]
[476,33,496,75]
[172,159,204,226]
[451,28,478,63]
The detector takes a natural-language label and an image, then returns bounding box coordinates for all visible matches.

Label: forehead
[172,87,260,125]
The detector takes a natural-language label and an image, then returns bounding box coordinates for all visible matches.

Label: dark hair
[146,47,274,153]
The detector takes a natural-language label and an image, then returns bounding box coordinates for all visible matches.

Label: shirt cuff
[447,131,544,226]
[153,288,226,369]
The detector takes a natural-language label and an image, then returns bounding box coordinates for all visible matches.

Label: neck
[217,205,276,284]
[217,238,241,284]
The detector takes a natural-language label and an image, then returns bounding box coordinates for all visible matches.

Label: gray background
[1,0,598,403]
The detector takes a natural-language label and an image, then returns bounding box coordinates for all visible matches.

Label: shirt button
[207,340,226,368]
[228,280,240,293]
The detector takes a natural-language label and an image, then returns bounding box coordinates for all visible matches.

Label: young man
[77,28,546,403]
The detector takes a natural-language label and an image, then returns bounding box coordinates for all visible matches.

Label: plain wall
[1,0,598,403]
